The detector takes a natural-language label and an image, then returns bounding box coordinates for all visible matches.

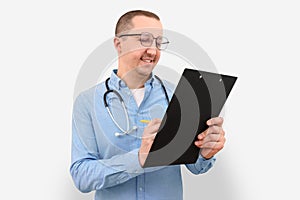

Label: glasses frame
[118,32,170,50]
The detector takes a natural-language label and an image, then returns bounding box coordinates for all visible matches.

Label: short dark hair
[115,10,160,36]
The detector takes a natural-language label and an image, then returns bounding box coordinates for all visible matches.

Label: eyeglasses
[118,32,170,50]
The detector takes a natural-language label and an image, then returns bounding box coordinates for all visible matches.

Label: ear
[114,37,122,54]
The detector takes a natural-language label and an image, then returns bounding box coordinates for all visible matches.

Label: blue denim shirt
[70,70,216,200]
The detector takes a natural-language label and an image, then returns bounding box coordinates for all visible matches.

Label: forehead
[129,15,163,36]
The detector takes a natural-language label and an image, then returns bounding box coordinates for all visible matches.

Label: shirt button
[139,187,143,191]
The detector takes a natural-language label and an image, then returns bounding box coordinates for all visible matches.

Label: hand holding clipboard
[142,68,237,168]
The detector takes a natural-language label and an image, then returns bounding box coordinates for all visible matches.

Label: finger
[198,126,224,141]
[198,127,212,140]
[195,136,226,148]
[197,134,225,146]
[200,141,225,150]
[142,129,158,140]
[142,133,157,140]
[202,133,223,143]
[197,131,206,140]
[152,122,161,133]
[146,119,161,132]
[142,119,162,139]
[207,117,224,126]
[194,140,203,147]
[206,125,225,136]
[148,118,162,126]
[145,123,161,135]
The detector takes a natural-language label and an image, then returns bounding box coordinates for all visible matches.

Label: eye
[140,33,154,46]
[140,37,152,44]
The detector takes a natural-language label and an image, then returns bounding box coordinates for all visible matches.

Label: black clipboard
[143,68,237,168]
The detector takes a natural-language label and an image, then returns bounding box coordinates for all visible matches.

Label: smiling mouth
[140,58,154,63]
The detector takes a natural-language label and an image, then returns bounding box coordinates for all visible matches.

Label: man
[70,10,226,200]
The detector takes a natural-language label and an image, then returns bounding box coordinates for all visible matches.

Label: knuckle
[208,126,215,134]
[220,143,225,149]
[210,126,217,132]
[222,129,225,136]
[219,141,225,148]
[213,144,221,150]
[154,118,162,123]
[212,143,218,150]
[219,117,224,124]
[217,126,223,133]
[209,126,219,134]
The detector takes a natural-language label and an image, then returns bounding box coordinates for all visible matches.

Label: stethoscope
[103,75,169,137]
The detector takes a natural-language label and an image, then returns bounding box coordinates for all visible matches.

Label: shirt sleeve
[70,93,144,193]
[185,154,216,175]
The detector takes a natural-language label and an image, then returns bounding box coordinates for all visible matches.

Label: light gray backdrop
[0,0,299,200]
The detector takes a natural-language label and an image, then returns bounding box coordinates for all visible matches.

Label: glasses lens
[140,32,153,47]
[156,36,169,50]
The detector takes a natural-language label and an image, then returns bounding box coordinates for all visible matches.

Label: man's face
[115,16,163,78]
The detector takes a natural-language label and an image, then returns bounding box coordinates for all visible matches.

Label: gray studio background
[0,0,299,200]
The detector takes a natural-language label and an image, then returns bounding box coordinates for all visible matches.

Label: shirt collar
[108,69,123,90]
[109,69,160,90]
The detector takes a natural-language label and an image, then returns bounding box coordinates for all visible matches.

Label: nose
[146,47,157,56]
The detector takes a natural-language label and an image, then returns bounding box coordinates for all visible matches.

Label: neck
[117,69,150,89]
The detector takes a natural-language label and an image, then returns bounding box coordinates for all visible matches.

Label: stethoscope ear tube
[103,89,124,107]
[154,75,169,103]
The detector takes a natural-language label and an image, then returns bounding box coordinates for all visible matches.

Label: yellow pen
[140,119,150,124]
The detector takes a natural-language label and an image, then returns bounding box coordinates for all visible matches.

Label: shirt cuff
[124,149,145,175]
[194,154,216,172]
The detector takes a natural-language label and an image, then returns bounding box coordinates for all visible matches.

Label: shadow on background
[182,154,241,200]
[63,155,239,200]
[63,179,95,200]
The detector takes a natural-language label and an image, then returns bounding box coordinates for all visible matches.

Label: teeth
[141,59,153,63]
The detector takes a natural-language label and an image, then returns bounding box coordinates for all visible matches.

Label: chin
[136,64,154,76]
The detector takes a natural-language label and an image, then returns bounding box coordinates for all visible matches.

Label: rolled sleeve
[185,154,216,175]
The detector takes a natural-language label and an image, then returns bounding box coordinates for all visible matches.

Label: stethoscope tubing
[103,76,169,136]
